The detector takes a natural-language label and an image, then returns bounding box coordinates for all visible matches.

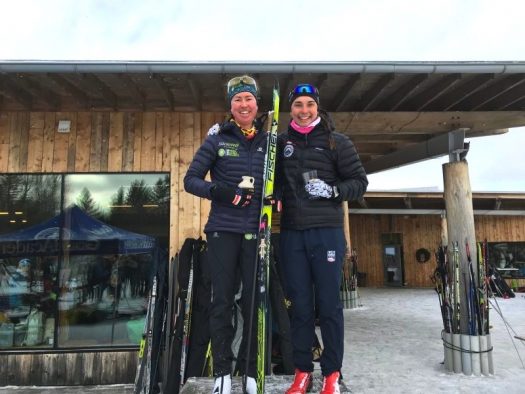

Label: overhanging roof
[349,191,525,216]
[1,61,525,172]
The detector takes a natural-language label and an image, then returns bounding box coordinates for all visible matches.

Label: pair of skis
[244,83,280,394]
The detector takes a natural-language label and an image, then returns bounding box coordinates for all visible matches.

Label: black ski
[179,249,195,389]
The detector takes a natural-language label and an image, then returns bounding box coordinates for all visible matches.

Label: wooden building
[1,61,525,385]
[348,191,525,288]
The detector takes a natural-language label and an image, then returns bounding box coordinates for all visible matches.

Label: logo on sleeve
[284,143,294,158]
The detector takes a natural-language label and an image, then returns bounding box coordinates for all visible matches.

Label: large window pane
[0,173,169,350]
[0,175,62,349]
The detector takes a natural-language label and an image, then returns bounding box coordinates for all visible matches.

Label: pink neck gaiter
[290,116,321,134]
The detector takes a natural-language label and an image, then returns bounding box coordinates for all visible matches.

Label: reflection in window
[0,173,169,350]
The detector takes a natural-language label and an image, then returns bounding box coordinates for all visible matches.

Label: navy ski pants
[206,231,258,378]
[279,227,345,376]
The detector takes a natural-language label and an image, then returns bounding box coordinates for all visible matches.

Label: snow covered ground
[342,287,525,394]
[1,287,523,393]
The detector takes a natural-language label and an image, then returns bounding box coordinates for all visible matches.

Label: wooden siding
[0,351,136,386]
[350,214,525,287]
[0,110,228,259]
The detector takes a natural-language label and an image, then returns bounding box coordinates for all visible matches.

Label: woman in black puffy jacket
[184,75,264,394]
[277,84,368,394]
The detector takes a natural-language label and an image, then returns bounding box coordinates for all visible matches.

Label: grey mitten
[305,179,335,199]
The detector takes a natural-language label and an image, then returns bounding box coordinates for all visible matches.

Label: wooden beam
[186,75,202,110]
[11,74,61,110]
[504,96,525,111]
[457,74,525,110]
[364,129,466,174]
[428,74,495,111]
[0,74,33,109]
[48,74,90,108]
[81,73,118,109]
[354,141,401,155]
[350,133,429,143]
[332,74,361,111]
[481,83,525,110]
[315,73,329,91]
[331,111,525,136]
[355,74,395,111]
[118,74,145,109]
[281,73,295,102]
[150,73,174,111]
[399,74,462,111]
[378,74,429,111]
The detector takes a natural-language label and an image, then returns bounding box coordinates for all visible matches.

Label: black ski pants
[279,227,345,376]
[206,231,258,378]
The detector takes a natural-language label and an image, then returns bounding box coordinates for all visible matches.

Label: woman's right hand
[211,184,253,207]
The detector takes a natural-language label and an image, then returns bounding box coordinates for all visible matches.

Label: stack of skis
[432,240,494,375]
[133,249,170,394]
[133,238,211,394]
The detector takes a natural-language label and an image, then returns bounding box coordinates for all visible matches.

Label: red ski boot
[285,369,313,394]
[320,371,341,394]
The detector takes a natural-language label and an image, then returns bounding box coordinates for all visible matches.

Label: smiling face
[230,92,258,129]
[290,96,319,127]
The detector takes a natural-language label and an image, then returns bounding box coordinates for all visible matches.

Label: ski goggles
[226,75,259,101]
[288,83,320,104]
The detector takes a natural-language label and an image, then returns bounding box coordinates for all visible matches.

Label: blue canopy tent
[0,205,156,257]
[0,205,165,353]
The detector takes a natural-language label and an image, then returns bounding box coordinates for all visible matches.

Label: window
[0,173,169,350]
[488,242,525,277]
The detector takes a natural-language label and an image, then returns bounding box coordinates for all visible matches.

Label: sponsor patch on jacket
[218,148,239,157]
[327,250,336,262]
[217,142,240,157]
[284,143,294,158]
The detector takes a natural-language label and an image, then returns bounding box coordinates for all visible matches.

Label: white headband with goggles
[227,75,258,101]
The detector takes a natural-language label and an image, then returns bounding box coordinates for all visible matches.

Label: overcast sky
[1,0,524,192]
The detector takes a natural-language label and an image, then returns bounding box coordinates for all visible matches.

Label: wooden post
[443,160,477,335]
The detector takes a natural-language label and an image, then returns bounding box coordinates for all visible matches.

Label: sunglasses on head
[227,75,258,94]
[289,84,319,102]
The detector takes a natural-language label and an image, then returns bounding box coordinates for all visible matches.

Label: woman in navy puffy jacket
[184,75,265,394]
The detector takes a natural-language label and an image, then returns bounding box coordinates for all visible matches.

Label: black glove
[211,184,254,207]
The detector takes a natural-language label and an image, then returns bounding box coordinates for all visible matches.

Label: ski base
[180,375,351,393]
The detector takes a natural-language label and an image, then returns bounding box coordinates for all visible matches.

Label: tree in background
[152,175,169,215]
[126,179,153,212]
[77,187,104,219]
[0,174,61,231]
[111,186,126,207]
